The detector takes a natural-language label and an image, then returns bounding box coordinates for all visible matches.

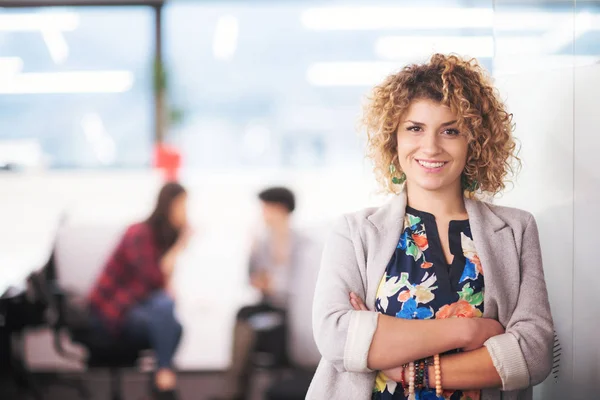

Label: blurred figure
[88,182,191,400]
[215,187,302,400]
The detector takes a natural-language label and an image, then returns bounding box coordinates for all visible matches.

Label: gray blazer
[308,192,554,400]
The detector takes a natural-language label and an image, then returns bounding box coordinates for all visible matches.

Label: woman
[88,182,191,400]
[307,54,554,400]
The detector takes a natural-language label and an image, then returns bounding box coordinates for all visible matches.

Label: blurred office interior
[0,0,599,399]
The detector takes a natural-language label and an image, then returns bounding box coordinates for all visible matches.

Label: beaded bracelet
[413,360,421,389]
[400,364,408,389]
[408,361,415,395]
[434,354,442,397]
[419,360,426,389]
[424,357,431,390]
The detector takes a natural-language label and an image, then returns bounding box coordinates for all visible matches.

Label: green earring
[389,164,406,185]
[461,175,479,192]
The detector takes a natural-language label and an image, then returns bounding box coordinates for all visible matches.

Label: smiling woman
[308,54,554,400]
[364,54,519,197]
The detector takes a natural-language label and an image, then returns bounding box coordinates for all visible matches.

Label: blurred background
[0,0,598,399]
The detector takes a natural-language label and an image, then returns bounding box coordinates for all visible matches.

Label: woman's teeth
[417,160,446,168]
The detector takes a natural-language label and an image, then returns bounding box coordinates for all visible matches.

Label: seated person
[215,187,306,400]
[87,182,191,400]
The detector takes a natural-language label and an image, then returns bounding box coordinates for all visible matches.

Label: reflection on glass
[164,2,494,171]
[493,2,600,75]
[0,7,154,169]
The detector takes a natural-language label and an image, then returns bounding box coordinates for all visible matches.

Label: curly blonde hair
[363,53,519,195]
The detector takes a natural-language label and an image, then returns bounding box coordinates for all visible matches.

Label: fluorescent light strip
[213,15,239,61]
[494,56,600,76]
[306,62,400,87]
[0,13,80,32]
[301,7,493,30]
[495,12,594,57]
[494,10,600,32]
[542,11,593,53]
[0,57,24,77]
[301,7,600,32]
[0,71,134,94]
[307,57,600,86]
[376,36,494,60]
[493,11,572,31]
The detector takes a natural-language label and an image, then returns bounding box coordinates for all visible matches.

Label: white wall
[493,67,574,399]
[492,2,600,397]
[573,63,600,395]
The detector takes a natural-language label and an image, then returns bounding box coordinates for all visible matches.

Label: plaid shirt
[89,222,165,333]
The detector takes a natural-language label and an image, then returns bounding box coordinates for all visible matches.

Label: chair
[249,309,288,370]
[28,222,152,400]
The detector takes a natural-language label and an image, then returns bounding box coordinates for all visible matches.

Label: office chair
[27,236,151,400]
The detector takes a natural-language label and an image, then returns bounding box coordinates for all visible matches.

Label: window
[0,6,154,169]
[164,2,494,171]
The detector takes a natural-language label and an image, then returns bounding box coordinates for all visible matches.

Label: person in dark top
[88,182,191,400]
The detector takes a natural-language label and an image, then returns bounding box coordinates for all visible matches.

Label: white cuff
[343,311,379,373]
[484,333,530,391]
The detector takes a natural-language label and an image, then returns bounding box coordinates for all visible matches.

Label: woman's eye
[443,128,460,136]
[407,125,422,132]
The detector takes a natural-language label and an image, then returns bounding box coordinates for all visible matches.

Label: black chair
[264,369,315,400]
[28,241,151,400]
[254,323,314,400]
[1,285,47,400]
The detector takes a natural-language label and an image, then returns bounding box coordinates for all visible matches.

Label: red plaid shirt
[89,222,165,333]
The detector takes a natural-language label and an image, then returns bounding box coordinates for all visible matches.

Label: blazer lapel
[365,192,407,308]
[465,198,517,323]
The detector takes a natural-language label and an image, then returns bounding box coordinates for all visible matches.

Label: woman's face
[396,99,469,194]
[169,192,188,229]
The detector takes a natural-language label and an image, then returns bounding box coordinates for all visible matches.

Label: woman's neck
[405,182,466,219]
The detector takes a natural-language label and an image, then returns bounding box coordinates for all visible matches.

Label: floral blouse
[372,207,485,400]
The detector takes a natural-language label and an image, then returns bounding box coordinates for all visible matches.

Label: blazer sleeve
[484,214,554,390]
[312,215,379,373]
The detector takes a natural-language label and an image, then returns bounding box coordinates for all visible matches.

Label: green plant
[153,58,185,142]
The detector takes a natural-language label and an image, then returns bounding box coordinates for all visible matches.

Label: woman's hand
[161,226,194,277]
[378,365,405,383]
[349,292,368,311]
[174,225,194,252]
[251,271,273,295]
[350,291,503,352]
[462,318,505,351]
[348,291,504,383]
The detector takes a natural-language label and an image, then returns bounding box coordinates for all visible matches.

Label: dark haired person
[214,187,306,400]
[88,182,191,400]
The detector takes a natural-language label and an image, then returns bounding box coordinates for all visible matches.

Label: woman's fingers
[349,292,368,311]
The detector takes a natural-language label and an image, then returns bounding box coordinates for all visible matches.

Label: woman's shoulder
[475,200,536,229]
[326,205,389,244]
[334,206,381,230]
[123,221,153,239]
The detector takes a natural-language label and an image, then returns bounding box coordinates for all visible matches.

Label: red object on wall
[154,143,181,182]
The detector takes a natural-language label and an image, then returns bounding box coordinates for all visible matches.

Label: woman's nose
[420,132,442,155]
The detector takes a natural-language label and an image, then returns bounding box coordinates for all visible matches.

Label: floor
[0,369,276,400]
